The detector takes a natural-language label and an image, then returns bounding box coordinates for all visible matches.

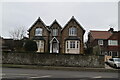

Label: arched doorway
[50,37,59,53]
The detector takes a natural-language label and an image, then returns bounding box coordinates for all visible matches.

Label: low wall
[2,53,105,68]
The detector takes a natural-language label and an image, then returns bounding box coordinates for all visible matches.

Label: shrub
[24,40,38,52]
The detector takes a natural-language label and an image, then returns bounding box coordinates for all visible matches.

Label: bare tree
[9,26,26,40]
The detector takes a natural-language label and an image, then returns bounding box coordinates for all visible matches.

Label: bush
[84,47,93,55]
[24,40,38,52]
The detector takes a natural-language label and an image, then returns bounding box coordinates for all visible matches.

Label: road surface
[1,68,120,80]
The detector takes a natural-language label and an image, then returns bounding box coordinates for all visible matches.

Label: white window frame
[70,41,75,48]
[108,40,118,46]
[53,29,58,36]
[98,40,103,45]
[66,41,79,49]
[69,27,77,36]
[108,51,118,56]
[41,41,44,48]
[36,40,44,49]
[35,28,42,36]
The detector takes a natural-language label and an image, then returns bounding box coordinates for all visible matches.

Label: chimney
[108,28,114,33]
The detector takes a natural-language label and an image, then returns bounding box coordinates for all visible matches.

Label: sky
[1,0,119,42]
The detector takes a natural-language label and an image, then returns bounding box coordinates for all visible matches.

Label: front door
[53,42,58,53]
[50,37,59,53]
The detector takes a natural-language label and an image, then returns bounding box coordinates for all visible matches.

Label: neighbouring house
[87,28,119,57]
[1,37,28,52]
[1,37,14,52]
[118,31,120,54]
[28,16,85,54]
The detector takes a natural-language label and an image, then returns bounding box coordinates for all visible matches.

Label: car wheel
[114,64,117,69]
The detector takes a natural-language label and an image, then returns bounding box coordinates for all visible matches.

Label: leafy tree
[24,40,38,52]
[93,45,101,56]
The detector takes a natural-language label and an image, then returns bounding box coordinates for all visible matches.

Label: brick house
[61,16,85,54]
[28,17,49,53]
[119,31,120,54]
[87,28,119,57]
[28,16,85,54]
[1,37,14,52]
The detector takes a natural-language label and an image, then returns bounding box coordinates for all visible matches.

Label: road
[1,68,120,80]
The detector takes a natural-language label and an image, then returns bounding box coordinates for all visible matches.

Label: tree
[9,26,26,40]
[24,40,38,52]
[93,45,101,55]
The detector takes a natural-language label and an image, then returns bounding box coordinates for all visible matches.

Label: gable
[62,16,85,33]
[49,20,62,29]
[28,17,49,32]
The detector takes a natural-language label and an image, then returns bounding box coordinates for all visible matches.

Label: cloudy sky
[1,1,119,41]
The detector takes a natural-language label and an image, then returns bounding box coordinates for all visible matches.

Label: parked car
[106,58,120,68]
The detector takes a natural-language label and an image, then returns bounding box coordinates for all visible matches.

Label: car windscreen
[114,58,120,62]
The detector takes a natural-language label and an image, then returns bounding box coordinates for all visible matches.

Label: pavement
[2,64,119,72]
[1,68,120,80]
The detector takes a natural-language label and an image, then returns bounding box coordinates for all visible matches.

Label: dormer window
[53,29,58,36]
[35,28,42,36]
[69,27,77,36]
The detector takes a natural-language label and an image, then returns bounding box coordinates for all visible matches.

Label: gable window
[69,27,77,36]
[108,40,118,46]
[98,40,103,45]
[53,29,58,36]
[35,28,42,36]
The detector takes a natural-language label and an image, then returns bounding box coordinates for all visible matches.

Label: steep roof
[49,19,62,29]
[28,17,49,32]
[62,16,85,33]
[90,30,112,39]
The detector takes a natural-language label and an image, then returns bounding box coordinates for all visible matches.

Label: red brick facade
[88,28,119,57]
